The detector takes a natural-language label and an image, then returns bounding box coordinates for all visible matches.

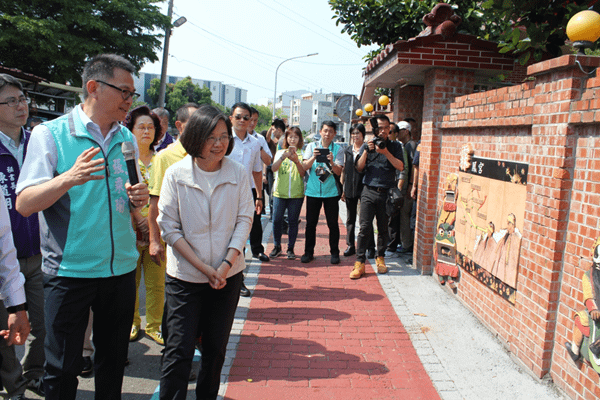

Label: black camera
[372,136,387,149]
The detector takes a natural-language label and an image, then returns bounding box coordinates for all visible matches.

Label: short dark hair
[0,74,23,94]
[81,54,135,99]
[175,103,199,123]
[350,123,366,138]
[376,115,390,124]
[180,105,234,158]
[230,102,251,116]
[271,118,286,132]
[249,107,259,116]
[320,120,336,132]
[282,126,304,149]
[390,123,399,135]
[124,105,162,152]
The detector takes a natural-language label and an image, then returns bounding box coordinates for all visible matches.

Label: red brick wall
[411,55,600,399]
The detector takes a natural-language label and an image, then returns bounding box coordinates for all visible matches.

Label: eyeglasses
[96,80,140,101]
[233,114,250,121]
[206,135,231,145]
[0,96,30,107]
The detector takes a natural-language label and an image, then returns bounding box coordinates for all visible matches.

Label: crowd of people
[0,53,421,400]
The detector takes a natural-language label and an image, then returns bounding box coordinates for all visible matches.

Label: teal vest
[40,110,137,278]
[305,141,341,198]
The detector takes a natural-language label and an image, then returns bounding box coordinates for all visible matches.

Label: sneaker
[130,325,140,341]
[146,330,164,346]
[269,245,282,258]
[343,246,355,257]
[398,246,413,254]
[331,254,340,264]
[287,249,296,260]
[349,261,365,279]
[366,248,376,259]
[26,377,45,397]
[80,356,93,377]
[301,253,314,263]
[376,256,388,274]
[384,250,398,258]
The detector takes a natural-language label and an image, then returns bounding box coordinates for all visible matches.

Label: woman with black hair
[157,105,254,399]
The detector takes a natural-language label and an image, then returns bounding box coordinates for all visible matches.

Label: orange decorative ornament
[378,95,390,106]
[364,103,373,112]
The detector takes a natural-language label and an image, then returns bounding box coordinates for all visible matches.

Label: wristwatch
[7,303,28,313]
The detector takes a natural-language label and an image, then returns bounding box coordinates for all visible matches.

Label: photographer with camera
[301,121,344,264]
[350,115,404,279]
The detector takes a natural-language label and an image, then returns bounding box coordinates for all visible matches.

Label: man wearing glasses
[227,102,267,297]
[15,54,149,399]
[0,73,45,400]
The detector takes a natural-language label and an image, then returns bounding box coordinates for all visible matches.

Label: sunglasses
[234,114,250,121]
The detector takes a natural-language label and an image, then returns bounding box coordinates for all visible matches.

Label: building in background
[134,72,247,109]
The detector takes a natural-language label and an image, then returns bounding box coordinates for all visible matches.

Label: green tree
[482,0,599,63]
[147,77,221,123]
[0,0,169,85]
[252,104,278,133]
[328,0,598,63]
[328,0,506,49]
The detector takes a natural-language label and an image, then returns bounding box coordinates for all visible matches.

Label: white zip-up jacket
[157,155,254,284]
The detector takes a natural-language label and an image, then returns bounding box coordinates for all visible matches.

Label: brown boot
[349,261,365,279]
[376,256,388,274]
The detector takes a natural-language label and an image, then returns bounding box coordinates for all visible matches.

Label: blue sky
[140,0,378,105]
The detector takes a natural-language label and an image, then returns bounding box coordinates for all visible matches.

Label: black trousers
[304,196,340,256]
[160,272,242,400]
[250,188,264,255]
[43,270,136,400]
[357,187,389,262]
[387,212,401,251]
[345,197,374,250]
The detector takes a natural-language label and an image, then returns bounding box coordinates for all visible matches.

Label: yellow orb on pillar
[378,95,390,106]
[567,10,600,43]
[355,109,363,116]
[364,103,374,112]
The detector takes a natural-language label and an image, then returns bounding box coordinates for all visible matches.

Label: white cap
[397,121,411,132]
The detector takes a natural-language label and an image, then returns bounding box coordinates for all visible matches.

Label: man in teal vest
[15,54,149,400]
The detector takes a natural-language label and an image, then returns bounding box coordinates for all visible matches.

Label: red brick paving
[224,205,440,400]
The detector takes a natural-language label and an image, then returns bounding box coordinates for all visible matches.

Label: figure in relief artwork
[565,237,600,373]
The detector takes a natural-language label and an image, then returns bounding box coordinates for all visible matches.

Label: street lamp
[566,10,600,54]
[158,0,187,108]
[272,53,318,120]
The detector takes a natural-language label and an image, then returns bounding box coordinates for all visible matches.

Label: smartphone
[289,146,297,153]
[316,148,330,163]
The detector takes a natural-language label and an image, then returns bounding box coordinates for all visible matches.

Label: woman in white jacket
[157,105,254,400]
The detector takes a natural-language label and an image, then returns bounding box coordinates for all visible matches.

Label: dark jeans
[272,196,304,250]
[43,270,136,400]
[387,212,401,252]
[160,272,242,400]
[304,196,340,256]
[250,188,264,255]
[357,187,389,262]
[345,197,374,250]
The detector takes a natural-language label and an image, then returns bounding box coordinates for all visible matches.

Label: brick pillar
[513,56,590,378]
[415,68,474,274]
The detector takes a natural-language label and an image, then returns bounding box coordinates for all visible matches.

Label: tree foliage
[0,0,170,85]
[147,77,224,123]
[328,0,599,63]
[482,0,599,63]
[328,0,506,48]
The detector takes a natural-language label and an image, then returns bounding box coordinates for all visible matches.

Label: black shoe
[26,377,45,397]
[399,246,413,254]
[366,248,376,259]
[343,246,355,257]
[269,245,282,258]
[80,356,93,377]
[9,394,27,400]
[287,249,296,260]
[301,254,314,263]
[565,342,580,362]
[189,368,197,381]
[240,281,251,297]
[253,252,270,262]
[331,254,340,264]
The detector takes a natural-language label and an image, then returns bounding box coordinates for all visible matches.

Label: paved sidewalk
[223,206,439,400]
